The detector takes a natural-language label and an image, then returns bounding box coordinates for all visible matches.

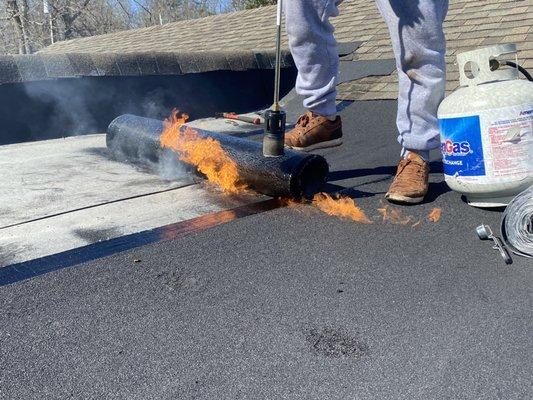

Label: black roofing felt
[1,100,531,399]
[280,58,396,124]
[338,58,396,83]
[0,67,298,145]
[0,51,394,145]
[337,41,362,57]
[0,50,295,85]
[0,42,364,86]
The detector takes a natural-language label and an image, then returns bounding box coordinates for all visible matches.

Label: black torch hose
[503,61,533,81]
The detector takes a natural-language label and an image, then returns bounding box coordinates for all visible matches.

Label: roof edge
[0,49,294,85]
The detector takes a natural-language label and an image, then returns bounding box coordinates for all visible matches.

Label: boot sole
[385,192,425,204]
[286,138,343,152]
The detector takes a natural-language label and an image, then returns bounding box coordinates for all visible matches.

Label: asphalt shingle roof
[39,0,533,101]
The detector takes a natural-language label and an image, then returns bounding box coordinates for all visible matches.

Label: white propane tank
[438,44,533,207]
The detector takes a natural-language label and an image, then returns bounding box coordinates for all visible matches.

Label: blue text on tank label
[439,115,486,176]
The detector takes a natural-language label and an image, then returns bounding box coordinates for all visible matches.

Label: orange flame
[312,193,373,224]
[160,109,246,194]
[376,204,415,225]
[428,207,442,223]
[280,197,302,208]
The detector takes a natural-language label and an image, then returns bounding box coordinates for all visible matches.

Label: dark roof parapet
[0,50,294,85]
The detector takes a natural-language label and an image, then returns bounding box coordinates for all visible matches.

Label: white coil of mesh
[501,185,533,259]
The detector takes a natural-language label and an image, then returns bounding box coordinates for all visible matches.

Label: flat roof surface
[1,101,531,399]
[0,134,259,265]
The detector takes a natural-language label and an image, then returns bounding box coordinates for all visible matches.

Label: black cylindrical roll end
[107,114,164,163]
[263,109,286,157]
[290,155,329,199]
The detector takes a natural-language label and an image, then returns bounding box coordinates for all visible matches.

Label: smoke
[105,134,194,184]
[22,79,101,137]
[138,87,172,120]
[155,150,195,183]
[21,78,192,182]
[20,78,177,140]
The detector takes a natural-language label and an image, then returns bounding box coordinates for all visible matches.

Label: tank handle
[457,44,518,87]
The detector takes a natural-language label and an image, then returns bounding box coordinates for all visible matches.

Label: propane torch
[263,0,286,157]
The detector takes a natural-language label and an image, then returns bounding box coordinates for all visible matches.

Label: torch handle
[272,0,283,111]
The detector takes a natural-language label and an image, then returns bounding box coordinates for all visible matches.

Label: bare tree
[4,0,31,53]
[0,0,243,55]
[49,0,95,40]
[231,0,275,10]
[134,0,217,27]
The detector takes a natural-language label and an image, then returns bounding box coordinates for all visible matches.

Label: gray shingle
[40,53,76,78]
[16,0,533,100]
[67,53,98,76]
[154,52,183,75]
[91,53,121,76]
[13,54,47,81]
[0,55,22,84]
[136,53,159,75]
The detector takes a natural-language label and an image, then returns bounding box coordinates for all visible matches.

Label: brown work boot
[385,152,429,204]
[285,111,342,151]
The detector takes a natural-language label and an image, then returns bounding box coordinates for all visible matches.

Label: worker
[284,0,448,204]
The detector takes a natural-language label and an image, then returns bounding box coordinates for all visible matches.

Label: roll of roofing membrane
[107,114,329,199]
[501,185,533,258]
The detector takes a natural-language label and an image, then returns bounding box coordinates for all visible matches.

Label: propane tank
[438,44,533,207]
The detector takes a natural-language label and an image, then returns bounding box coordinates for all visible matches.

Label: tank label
[487,108,532,177]
[439,115,486,176]
[439,104,533,181]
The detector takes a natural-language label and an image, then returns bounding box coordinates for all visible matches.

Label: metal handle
[272,0,283,111]
[492,237,513,265]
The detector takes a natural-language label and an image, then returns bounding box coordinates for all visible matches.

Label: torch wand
[263,0,286,157]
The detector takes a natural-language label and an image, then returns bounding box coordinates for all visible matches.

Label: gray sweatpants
[284,0,449,158]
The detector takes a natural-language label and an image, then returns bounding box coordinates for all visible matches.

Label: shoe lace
[295,112,311,128]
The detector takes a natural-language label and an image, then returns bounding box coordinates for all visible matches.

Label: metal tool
[215,112,262,125]
[263,0,286,157]
[476,224,513,265]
